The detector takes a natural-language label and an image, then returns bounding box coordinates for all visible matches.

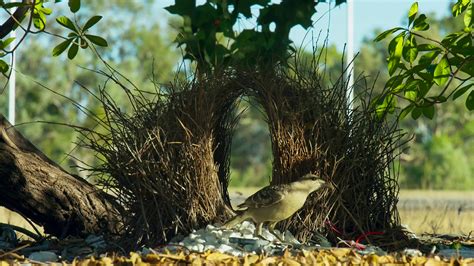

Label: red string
[355,231,384,244]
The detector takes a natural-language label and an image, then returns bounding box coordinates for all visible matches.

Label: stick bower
[243,63,407,248]
[81,55,407,249]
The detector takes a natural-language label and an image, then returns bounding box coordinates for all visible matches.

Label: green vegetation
[373,0,473,118]
[0,1,178,175]
[0,1,472,189]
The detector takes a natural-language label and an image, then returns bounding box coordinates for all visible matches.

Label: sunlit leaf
[374,27,404,42]
[464,2,472,27]
[408,2,418,25]
[0,59,9,73]
[433,56,450,85]
[413,14,429,31]
[0,37,15,49]
[388,35,404,75]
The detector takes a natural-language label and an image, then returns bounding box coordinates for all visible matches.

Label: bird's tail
[223,210,251,229]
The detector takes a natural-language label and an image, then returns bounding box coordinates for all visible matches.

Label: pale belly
[246,192,308,223]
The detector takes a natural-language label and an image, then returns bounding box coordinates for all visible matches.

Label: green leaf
[422,105,435,119]
[413,14,429,31]
[408,2,418,26]
[411,106,422,119]
[373,27,404,42]
[0,59,9,73]
[399,105,415,119]
[433,56,450,86]
[68,0,80,13]
[41,7,52,15]
[388,57,399,75]
[52,38,73,56]
[394,34,404,58]
[56,16,77,32]
[417,43,440,51]
[85,34,108,47]
[165,0,196,17]
[388,34,404,75]
[403,36,418,63]
[405,90,418,101]
[453,83,473,100]
[33,13,46,30]
[0,37,15,49]
[83,15,102,31]
[464,2,472,27]
[67,42,79,59]
[419,50,440,66]
[466,90,474,110]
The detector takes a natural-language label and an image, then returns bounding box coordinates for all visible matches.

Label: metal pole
[346,0,354,110]
[8,30,16,125]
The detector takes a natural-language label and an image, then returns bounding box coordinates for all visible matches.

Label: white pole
[346,0,354,110]
[8,30,16,125]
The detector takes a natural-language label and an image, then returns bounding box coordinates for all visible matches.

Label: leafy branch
[374,0,473,120]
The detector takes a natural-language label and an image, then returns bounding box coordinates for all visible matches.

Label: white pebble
[28,251,58,262]
[241,228,253,235]
[206,224,216,230]
[229,232,241,238]
[204,244,216,251]
[217,244,234,253]
[196,243,205,252]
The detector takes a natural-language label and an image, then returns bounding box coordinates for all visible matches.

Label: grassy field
[1,190,473,237]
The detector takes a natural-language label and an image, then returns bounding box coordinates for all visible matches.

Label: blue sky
[156,0,452,51]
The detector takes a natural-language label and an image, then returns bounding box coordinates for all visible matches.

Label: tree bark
[0,114,121,237]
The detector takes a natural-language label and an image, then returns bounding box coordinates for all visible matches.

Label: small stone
[229,232,241,238]
[243,244,254,252]
[217,244,234,254]
[211,230,223,239]
[196,243,205,252]
[403,248,423,257]
[241,228,253,236]
[28,251,58,262]
[283,231,300,244]
[206,224,216,230]
[261,230,276,242]
[204,244,216,251]
[204,234,217,243]
[196,238,206,244]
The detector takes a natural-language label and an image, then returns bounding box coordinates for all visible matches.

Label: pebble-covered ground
[1,220,474,265]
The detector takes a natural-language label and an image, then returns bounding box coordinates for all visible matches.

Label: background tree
[0,1,178,174]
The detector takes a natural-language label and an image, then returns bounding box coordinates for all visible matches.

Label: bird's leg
[268,222,284,242]
[254,222,266,240]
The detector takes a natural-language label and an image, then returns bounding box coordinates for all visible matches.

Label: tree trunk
[0,114,121,237]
